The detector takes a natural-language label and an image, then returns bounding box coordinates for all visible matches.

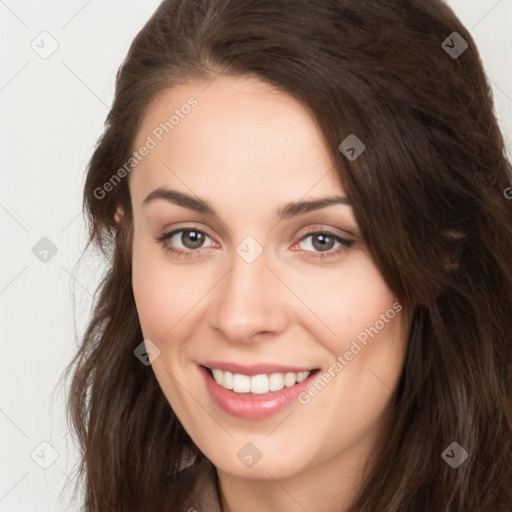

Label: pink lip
[201,361,314,376]
[199,364,318,420]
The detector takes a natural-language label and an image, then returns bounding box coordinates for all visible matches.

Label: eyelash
[156,226,354,261]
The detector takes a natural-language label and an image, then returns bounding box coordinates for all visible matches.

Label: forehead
[130,75,344,206]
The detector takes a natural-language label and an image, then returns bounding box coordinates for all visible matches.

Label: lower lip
[200,365,317,420]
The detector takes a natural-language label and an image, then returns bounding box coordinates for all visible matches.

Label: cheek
[286,251,400,353]
[131,235,184,339]
[131,233,217,344]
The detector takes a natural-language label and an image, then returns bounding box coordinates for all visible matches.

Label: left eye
[298,232,346,252]
[294,232,354,260]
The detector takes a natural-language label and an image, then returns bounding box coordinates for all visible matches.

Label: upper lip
[201,361,317,376]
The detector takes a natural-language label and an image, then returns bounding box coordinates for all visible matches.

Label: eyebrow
[143,187,351,221]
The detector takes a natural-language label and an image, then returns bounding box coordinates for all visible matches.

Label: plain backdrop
[1,1,511,510]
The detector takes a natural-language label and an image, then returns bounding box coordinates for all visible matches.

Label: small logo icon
[442,32,468,59]
[236,236,263,264]
[237,442,263,468]
[32,237,58,263]
[134,339,161,366]
[30,441,59,469]
[441,441,468,469]
[31,31,59,60]
[338,134,365,161]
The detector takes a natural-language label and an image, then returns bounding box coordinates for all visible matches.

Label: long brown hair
[62,0,512,510]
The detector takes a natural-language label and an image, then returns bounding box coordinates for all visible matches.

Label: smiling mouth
[203,366,320,395]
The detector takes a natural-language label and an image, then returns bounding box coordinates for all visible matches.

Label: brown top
[179,456,222,511]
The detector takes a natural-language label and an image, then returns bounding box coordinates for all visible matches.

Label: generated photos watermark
[93,96,198,200]
[298,301,403,405]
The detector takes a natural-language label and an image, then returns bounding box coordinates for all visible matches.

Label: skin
[125,75,410,512]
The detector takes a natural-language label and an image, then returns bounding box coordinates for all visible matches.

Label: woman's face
[128,75,409,484]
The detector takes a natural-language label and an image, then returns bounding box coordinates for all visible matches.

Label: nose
[207,247,291,344]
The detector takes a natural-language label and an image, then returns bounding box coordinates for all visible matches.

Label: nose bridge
[209,241,289,342]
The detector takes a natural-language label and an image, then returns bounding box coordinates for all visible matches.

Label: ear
[114,206,124,226]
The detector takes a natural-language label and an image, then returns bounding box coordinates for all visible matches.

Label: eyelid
[291,223,357,249]
[296,230,351,245]
[158,221,214,236]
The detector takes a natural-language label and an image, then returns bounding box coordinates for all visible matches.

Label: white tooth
[232,373,251,393]
[284,372,297,387]
[250,374,270,394]
[269,373,285,392]
[212,368,224,385]
[223,371,233,390]
[212,368,310,394]
[296,371,310,383]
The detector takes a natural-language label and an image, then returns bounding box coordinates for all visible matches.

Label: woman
[63,0,512,510]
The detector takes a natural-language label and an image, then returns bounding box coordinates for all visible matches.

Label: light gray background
[1,1,511,510]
